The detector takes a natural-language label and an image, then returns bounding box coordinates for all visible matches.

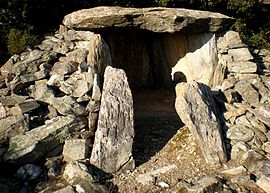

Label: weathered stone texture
[63,6,234,33]
[175,81,227,167]
[90,66,134,173]
[3,115,87,164]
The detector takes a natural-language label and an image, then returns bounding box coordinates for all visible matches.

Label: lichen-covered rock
[63,161,94,185]
[63,6,234,33]
[63,139,90,162]
[175,81,227,167]
[3,115,87,164]
[90,66,134,173]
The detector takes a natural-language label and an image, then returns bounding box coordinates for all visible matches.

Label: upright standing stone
[90,66,134,173]
[175,81,227,167]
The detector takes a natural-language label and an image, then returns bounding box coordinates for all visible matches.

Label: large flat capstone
[63,6,234,33]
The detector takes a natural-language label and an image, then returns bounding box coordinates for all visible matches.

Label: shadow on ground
[132,89,183,166]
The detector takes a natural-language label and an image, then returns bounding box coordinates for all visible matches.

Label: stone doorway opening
[102,29,184,166]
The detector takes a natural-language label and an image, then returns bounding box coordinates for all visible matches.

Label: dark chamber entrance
[102,29,184,166]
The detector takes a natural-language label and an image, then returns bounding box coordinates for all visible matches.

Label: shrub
[7,26,38,55]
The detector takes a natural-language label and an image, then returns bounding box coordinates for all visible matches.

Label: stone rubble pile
[0,29,122,192]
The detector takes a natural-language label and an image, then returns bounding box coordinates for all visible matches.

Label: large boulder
[175,81,227,167]
[90,66,134,173]
[63,6,234,33]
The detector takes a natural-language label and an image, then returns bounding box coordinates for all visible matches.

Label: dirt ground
[110,89,215,193]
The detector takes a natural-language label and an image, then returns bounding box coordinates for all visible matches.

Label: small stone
[249,118,268,133]
[136,165,176,185]
[50,60,78,76]
[53,186,76,193]
[257,175,270,193]
[226,125,254,142]
[263,142,270,153]
[235,81,259,104]
[52,96,87,116]
[228,47,254,62]
[224,104,247,121]
[0,115,29,142]
[9,99,40,116]
[0,94,28,106]
[241,150,264,164]
[227,61,257,73]
[187,177,222,193]
[15,164,42,181]
[44,156,62,178]
[220,80,234,91]
[248,105,270,128]
[91,74,101,101]
[63,139,90,162]
[63,161,94,185]
[221,166,247,176]
[158,181,170,188]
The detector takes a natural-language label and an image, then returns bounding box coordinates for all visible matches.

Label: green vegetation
[7,27,38,55]
[0,0,269,64]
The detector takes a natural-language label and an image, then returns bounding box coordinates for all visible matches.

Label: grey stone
[65,48,88,63]
[47,105,59,119]
[217,31,245,51]
[3,115,87,164]
[44,156,62,179]
[263,142,270,153]
[59,71,94,98]
[91,74,101,101]
[136,164,176,185]
[63,161,94,185]
[227,61,257,73]
[248,105,270,128]
[0,94,28,106]
[52,96,87,116]
[231,174,264,193]
[30,80,55,104]
[1,50,57,78]
[50,60,78,76]
[220,80,234,91]
[63,7,234,33]
[63,30,95,42]
[53,186,76,193]
[63,139,90,162]
[90,66,135,173]
[175,81,227,167]
[15,164,42,180]
[87,34,112,75]
[250,118,268,133]
[0,103,9,119]
[226,125,254,142]
[74,183,109,193]
[241,150,265,164]
[257,175,270,193]
[88,112,98,132]
[0,115,29,142]
[221,166,247,176]
[228,48,254,62]
[184,177,222,193]
[235,81,259,104]
[9,99,40,116]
